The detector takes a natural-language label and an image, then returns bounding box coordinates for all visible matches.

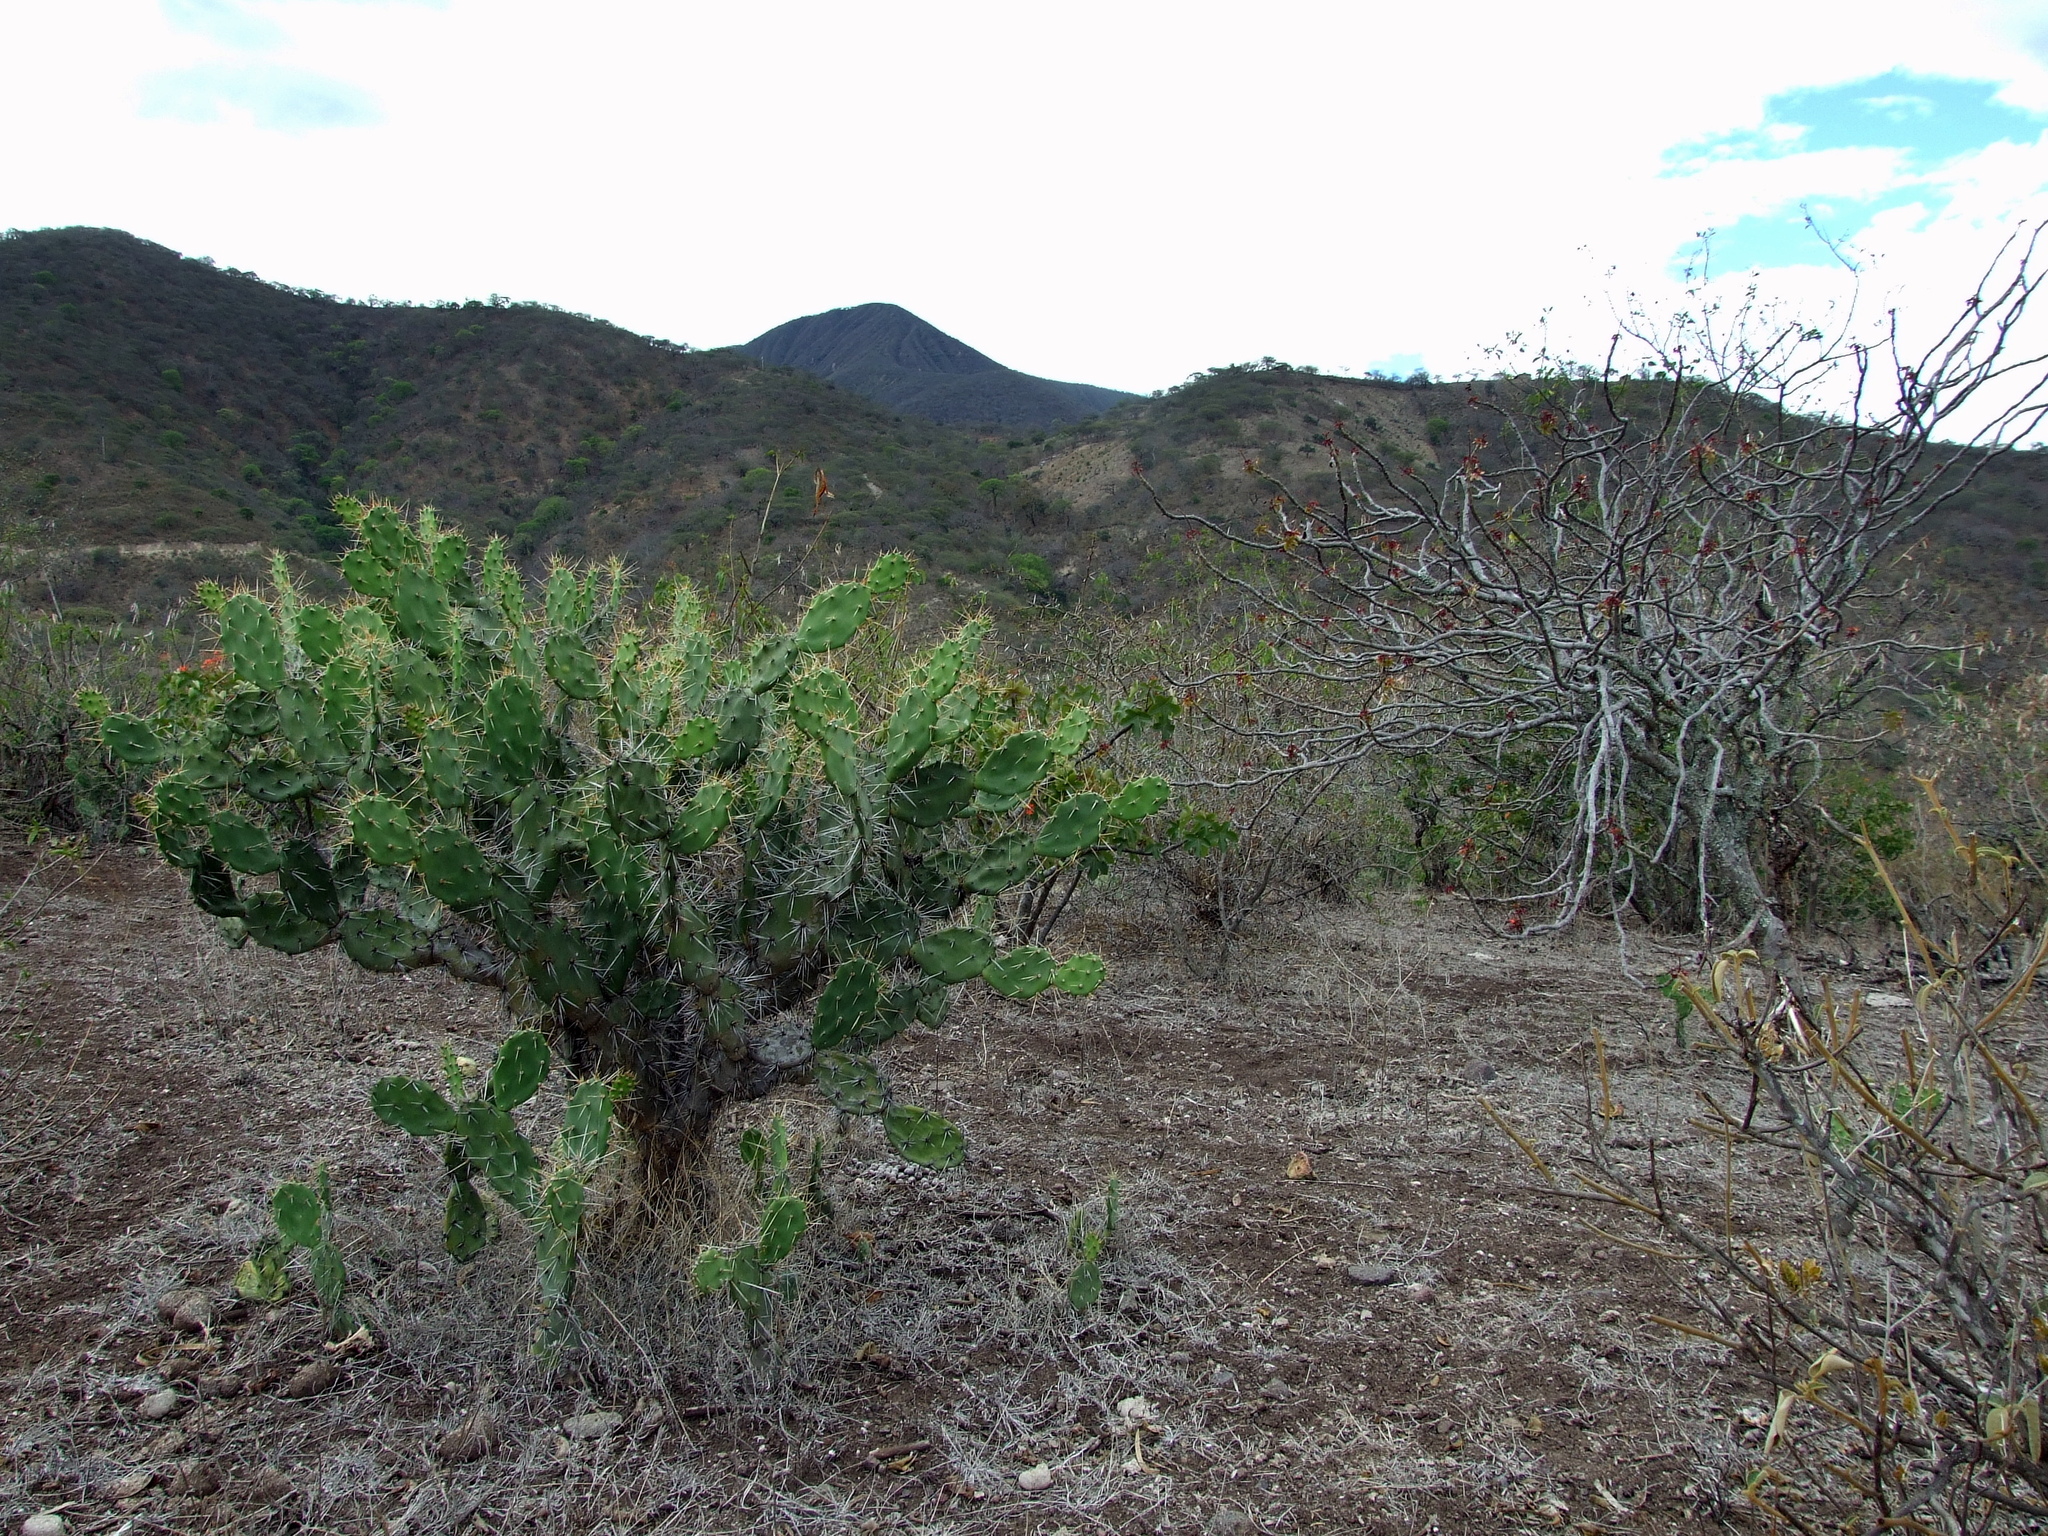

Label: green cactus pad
[484,676,548,779]
[692,1246,736,1294]
[1109,776,1170,820]
[210,812,281,875]
[963,834,1036,894]
[190,853,243,918]
[419,726,465,807]
[1032,793,1107,859]
[544,632,605,700]
[789,669,859,755]
[340,910,433,971]
[523,925,600,1006]
[340,547,396,601]
[975,732,1052,799]
[795,582,871,653]
[983,945,1056,999]
[604,759,667,842]
[814,1049,888,1113]
[932,685,979,745]
[180,742,236,791]
[219,593,287,690]
[558,1077,617,1165]
[918,627,981,699]
[538,1166,586,1241]
[360,502,418,568]
[749,741,794,823]
[886,762,973,827]
[487,1029,550,1110]
[757,1193,808,1265]
[278,839,340,924]
[445,1180,491,1261]
[99,713,163,765]
[914,976,952,1029]
[370,1075,462,1136]
[348,796,418,865]
[460,1102,541,1213]
[277,683,343,770]
[1052,953,1107,996]
[670,715,719,760]
[866,551,917,597]
[271,1182,324,1248]
[668,780,733,856]
[812,958,881,1049]
[912,927,994,983]
[295,604,345,666]
[240,760,314,804]
[416,825,494,909]
[1049,705,1095,758]
[741,633,799,694]
[242,892,329,953]
[386,646,443,710]
[714,690,764,768]
[223,692,280,738]
[882,688,936,781]
[883,1105,965,1169]
[392,567,452,651]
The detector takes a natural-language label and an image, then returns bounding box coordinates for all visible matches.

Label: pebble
[1407,1283,1436,1303]
[247,1466,294,1503]
[155,1287,213,1333]
[1346,1262,1398,1286]
[1205,1509,1256,1536]
[1208,1366,1237,1389]
[136,1388,181,1421]
[107,1471,153,1500]
[1462,1058,1499,1084]
[1258,1378,1297,1401]
[285,1360,337,1399]
[23,1515,66,1536]
[1017,1462,1053,1491]
[437,1413,498,1463]
[561,1411,623,1441]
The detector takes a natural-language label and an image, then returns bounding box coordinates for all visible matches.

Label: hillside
[741,303,1132,430]
[0,229,1088,621]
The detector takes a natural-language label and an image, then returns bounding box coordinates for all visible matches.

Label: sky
[9,0,2048,396]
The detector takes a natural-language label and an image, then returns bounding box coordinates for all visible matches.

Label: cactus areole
[101,501,1147,1176]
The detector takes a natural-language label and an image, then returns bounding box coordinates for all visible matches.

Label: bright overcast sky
[10,0,2048,396]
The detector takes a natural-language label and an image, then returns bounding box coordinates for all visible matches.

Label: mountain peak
[741,303,1129,430]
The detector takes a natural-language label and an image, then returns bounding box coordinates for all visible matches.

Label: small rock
[144,1429,188,1459]
[1017,1462,1053,1491]
[156,1287,213,1333]
[1407,1283,1436,1304]
[284,1360,337,1399]
[23,1514,67,1536]
[1258,1378,1297,1401]
[136,1388,182,1421]
[1208,1366,1237,1389]
[1864,992,1913,1010]
[246,1465,294,1503]
[107,1470,154,1500]
[1525,1414,1545,1437]
[169,1459,221,1497]
[436,1408,500,1464]
[1205,1509,1256,1536]
[1462,1058,1499,1085]
[1284,1151,1315,1180]
[561,1411,623,1441]
[1346,1263,1398,1286]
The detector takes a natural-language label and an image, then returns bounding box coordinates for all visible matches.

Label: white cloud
[5,0,2048,393]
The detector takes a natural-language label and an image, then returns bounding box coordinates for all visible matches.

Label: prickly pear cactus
[102,499,1158,1175]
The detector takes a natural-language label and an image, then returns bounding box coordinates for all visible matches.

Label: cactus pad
[484,676,548,778]
[912,927,994,983]
[99,713,163,765]
[211,812,281,875]
[866,551,917,597]
[544,633,605,699]
[1032,793,1106,859]
[983,945,1056,999]
[1109,775,1170,820]
[340,910,433,971]
[964,834,1036,893]
[223,692,280,738]
[487,1029,550,1110]
[814,1049,887,1114]
[219,593,286,690]
[295,604,344,666]
[416,825,495,908]
[886,762,973,827]
[278,839,341,924]
[882,688,935,781]
[812,958,881,1049]
[795,582,871,653]
[883,1105,964,1169]
[371,1076,462,1136]
[393,567,452,651]
[348,796,418,865]
[668,780,733,856]
[932,685,979,745]
[1052,954,1107,996]
[340,548,396,600]
[242,759,316,804]
[670,715,719,760]
[242,892,329,953]
[742,633,798,693]
[975,732,1052,800]
[757,1193,808,1265]
[1048,705,1094,758]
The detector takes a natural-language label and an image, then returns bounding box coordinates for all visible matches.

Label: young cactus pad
[105,502,1147,1170]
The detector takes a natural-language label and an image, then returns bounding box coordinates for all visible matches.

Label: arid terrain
[0,849,1937,1534]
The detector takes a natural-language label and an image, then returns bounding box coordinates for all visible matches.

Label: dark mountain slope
[742,303,1131,430]
[0,229,1069,618]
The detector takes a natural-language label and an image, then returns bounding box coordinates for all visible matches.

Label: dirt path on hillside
[0,851,1920,1534]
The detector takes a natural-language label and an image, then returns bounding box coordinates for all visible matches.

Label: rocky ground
[0,848,1918,1533]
